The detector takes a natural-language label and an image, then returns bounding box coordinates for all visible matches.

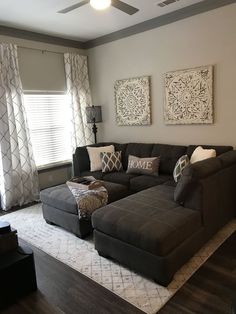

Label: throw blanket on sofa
[66,183,108,220]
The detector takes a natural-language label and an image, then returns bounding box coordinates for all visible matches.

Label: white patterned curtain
[0,43,39,211]
[64,53,93,152]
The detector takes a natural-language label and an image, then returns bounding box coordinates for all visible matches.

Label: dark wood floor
[1,223,236,314]
[160,231,236,314]
[1,238,144,314]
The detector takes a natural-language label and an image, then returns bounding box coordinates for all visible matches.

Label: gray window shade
[18,48,66,92]
[24,93,72,167]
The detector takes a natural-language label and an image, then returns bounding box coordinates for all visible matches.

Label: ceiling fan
[58,0,139,15]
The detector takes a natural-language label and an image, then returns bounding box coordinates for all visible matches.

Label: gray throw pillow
[101,151,123,173]
[173,155,190,182]
[126,155,160,176]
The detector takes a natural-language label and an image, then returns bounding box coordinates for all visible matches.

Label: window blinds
[24,93,72,167]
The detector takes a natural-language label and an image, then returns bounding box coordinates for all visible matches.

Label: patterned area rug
[1,204,236,314]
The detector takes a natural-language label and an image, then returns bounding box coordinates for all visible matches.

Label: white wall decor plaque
[115,76,151,126]
[164,66,213,124]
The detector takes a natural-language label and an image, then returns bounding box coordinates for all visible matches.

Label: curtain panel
[0,43,39,210]
[64,53,93,152]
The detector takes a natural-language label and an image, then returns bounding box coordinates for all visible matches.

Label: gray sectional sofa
[74,142,232,192]
[72,142,236,285]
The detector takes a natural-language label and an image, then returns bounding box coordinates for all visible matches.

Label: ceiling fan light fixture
[90,0,111,10]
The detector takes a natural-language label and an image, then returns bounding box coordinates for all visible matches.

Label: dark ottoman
[40,181,129,238]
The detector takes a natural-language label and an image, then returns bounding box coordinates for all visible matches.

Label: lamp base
[92,122,98,144]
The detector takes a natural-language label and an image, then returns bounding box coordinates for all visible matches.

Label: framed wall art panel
[164,65,213,125]
[115,76,151,126]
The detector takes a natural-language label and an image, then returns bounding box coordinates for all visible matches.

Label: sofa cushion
[40,184,78,214]
[101,181,129,203]
[92,185,202,256]
[151,144,187,175]
[163,180,177,187]
[124,143,154,169]
[102,171,138,187]
[130,175,172,192]
[218,150,236,168]
[113,143,128,169]
[80,171,104,180]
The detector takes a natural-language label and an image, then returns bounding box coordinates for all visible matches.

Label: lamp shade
[86,106,102,123]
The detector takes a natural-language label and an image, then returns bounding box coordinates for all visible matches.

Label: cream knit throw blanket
[66,182,108,219]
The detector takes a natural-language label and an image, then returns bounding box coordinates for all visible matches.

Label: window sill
[37,161,72,173]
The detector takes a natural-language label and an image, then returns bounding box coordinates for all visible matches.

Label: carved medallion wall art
[115,76,151,126]
[164,65,213,125]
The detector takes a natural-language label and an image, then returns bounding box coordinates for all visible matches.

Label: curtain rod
[18,45,64,55]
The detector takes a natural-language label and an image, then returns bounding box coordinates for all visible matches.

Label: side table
[0,245,37,309]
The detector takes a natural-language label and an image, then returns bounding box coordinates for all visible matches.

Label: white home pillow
[126,155,160,176]
[87,145,115,171]
[190,146,216,164]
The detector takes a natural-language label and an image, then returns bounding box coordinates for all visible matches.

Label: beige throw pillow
[190,146,216,164]
[87,145,115,171]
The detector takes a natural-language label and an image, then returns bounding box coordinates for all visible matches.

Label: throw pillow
[190,146,216,164]
[173,155,190,183]
[126,155,160,176]
[87,145,115,172]
[101,151,123,173]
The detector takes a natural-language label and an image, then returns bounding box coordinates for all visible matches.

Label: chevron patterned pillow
[173,155,190,182]
[101,151,123,173]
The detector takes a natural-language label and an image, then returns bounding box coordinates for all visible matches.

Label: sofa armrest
[72,153,80,176]
[174,157,221,206]
[174,151,236,230]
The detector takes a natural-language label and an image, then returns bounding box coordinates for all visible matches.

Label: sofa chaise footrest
[92,185,205,285]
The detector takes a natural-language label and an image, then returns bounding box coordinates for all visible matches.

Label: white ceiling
[0,0,204,42]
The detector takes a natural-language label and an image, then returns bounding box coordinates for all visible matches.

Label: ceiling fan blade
[58,0,89,13]
[111,0,139,15]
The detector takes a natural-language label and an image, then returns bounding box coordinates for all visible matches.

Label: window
[24,93,72,168]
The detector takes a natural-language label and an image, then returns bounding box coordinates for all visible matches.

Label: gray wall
[0,35,84,189]
[88,4,236,147]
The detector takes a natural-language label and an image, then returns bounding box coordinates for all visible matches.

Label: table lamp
[86,105,102,144]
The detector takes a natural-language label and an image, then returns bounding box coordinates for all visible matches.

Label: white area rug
[1,204,236,314]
